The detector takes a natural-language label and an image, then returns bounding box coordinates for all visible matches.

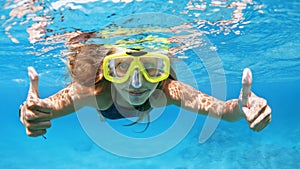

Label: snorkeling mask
[103,50,170,85]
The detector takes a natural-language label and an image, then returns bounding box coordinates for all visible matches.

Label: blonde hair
[65,32,116,87]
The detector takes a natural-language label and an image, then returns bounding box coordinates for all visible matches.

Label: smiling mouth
[128,90,148,96]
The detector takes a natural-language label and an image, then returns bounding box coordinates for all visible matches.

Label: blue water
[1,0,300,168]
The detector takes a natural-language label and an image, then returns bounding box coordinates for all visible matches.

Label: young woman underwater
[19,32,272,137]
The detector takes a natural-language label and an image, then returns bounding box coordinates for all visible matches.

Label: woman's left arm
[161,68,271,131]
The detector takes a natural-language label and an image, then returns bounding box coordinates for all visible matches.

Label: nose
[131,69,142,88]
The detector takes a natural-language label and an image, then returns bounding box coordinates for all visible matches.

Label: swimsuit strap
[97,100,152,120]
[133,99,151,112]
[97,104,125,120]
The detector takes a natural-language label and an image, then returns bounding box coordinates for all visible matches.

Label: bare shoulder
[160,79,186,105]
[70,81,113,109]
[161,79,189,99]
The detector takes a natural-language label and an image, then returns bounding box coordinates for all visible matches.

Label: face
[113,70,159,106]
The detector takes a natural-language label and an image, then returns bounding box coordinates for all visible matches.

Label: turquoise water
[1,0,300,168]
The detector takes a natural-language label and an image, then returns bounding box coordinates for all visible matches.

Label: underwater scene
[0,0,300,168]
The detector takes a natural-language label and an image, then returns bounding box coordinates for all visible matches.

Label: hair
[63,32,113,87]
[65,43,114,86]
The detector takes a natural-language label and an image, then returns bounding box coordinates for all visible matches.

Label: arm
[42,82,96,119]
[162,68,271,131]
[162,79,243,122]
[41,86,76,119]
[20,67,96,137]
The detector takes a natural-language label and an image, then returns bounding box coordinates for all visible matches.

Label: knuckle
[26,129,36,137]
[19,114,25,124]
[40,129,46,135]
[27,132,37,137]
[26,98,41,108]
[24,111,35,120]
[25,121,35,129]
[26,99,35,108]
[24,122,31,128]
[47,121,52,128]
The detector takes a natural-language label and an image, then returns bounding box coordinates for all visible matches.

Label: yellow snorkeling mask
[103,50,170,84]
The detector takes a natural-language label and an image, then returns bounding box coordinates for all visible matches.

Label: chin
[128,96,148,106]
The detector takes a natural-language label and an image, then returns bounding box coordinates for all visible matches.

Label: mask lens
[109,57,133,78]
[140,57,167,78]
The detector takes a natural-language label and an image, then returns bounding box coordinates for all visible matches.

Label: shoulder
[69,81,113,109]
[69,80,111,96]
[158,78,184,105]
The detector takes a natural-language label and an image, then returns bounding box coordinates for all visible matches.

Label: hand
[19,67,53,137]
[239,68,272,132]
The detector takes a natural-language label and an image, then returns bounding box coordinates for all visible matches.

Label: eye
[143,62,160,76]
[143,62,155,69]
[116,62,130,72]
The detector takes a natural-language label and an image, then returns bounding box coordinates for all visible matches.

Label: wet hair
[65,43,115,87]
[124,98,152,132]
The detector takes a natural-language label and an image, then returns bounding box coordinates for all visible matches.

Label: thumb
[241,68,252,107]
[27,66,40,99]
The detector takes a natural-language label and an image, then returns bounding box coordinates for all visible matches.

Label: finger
[26,98,52,113]
[27,66,40,99]
[241,68,252,107]
[255,117,271,132]
[24,109,52,121]
[252,115,271,132]
[27,121,51,130]
[243,101,267,123]
[254,106,271,131]
[26,128,46,137]
[250,105,271,131]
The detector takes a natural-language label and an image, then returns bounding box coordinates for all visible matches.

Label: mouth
[127,89,149,96]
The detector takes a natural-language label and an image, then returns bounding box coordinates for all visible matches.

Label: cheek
[145,82,159,91]
[113,82,129,90]
[112,83,121,95]
[114,81,158,91]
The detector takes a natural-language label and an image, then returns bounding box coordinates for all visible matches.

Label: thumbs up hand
[19,67,53,137]
[239,68,272,131]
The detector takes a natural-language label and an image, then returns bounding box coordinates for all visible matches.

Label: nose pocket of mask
[131,69,142,88]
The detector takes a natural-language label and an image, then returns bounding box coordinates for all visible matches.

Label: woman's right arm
[19,67,95,137]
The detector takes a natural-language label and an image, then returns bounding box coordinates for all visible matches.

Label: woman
[19,33,271,137]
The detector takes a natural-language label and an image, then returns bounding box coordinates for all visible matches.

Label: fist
[239,68,272,131]
[19,67,53,137]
